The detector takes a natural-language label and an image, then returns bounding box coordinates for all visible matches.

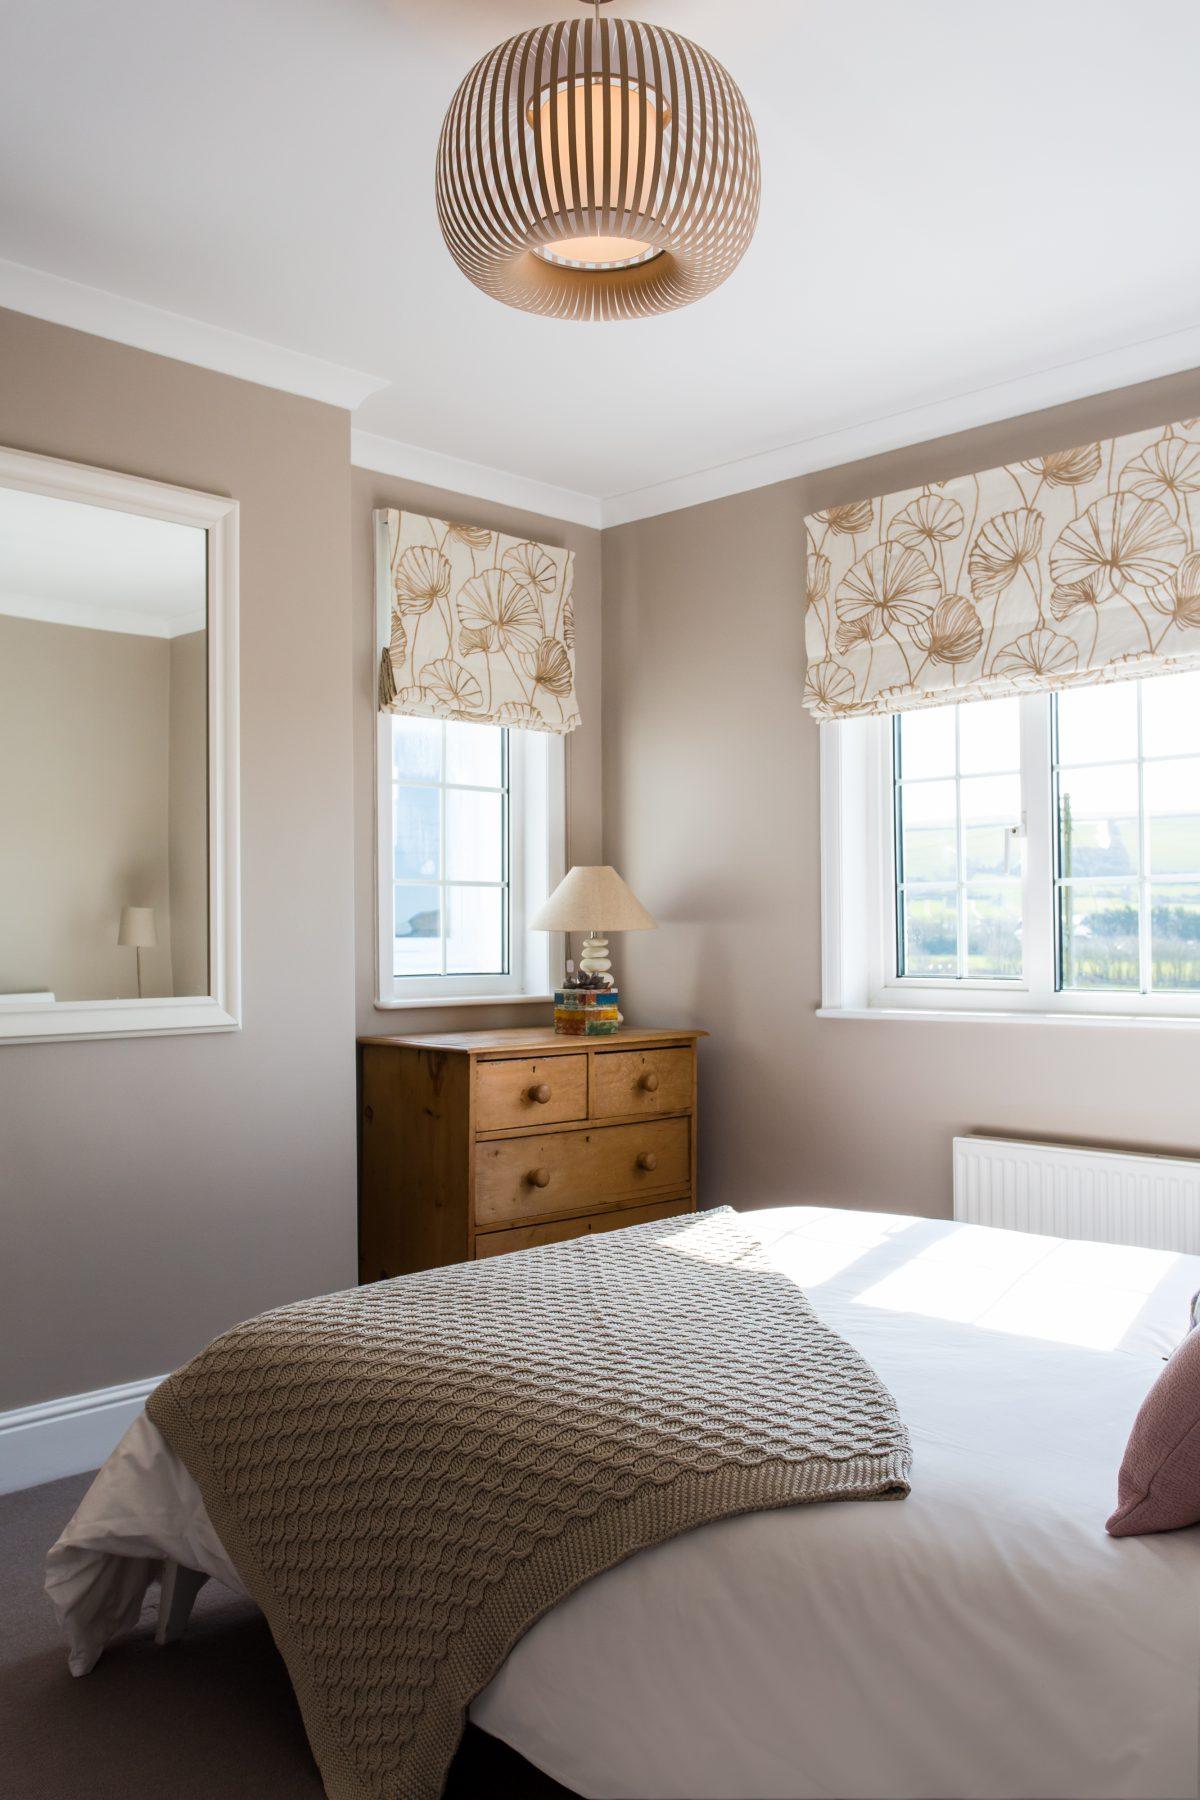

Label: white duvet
[46,1207,1200,1800]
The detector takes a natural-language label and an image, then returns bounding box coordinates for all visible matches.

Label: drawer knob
[636,1150,658,1172]
[639,1071,660,1093]
[528,1166,552,1188]
[529,1082,552,1104]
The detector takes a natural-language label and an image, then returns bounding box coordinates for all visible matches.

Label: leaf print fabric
[804,418,1200,719]
[378,511,579,734]
[836,543,940,634]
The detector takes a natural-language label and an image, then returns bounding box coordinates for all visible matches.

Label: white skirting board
[0,1375,163,1496]
[954,1135,1200,1255]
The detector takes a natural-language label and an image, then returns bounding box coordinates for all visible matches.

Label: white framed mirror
[0,446,239,1043]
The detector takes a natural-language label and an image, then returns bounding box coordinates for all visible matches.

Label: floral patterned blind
[803,417,1200,720]
[377,509,578,734]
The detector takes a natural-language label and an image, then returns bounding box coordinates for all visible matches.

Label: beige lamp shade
[118,906,157,949]
[530,866,655,933]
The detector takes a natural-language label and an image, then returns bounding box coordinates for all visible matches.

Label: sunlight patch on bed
[853,1228,1185,1351]
[764,1210,917,1286]
[655,1209,912,1285]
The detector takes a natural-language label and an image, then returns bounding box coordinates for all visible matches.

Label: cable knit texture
[146,1208,912,1800]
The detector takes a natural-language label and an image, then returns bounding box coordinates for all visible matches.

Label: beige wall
[351,467,602,1037]
[0,614,208,1005]
[0,613,179,1001]
[168,628,209,997]
[0,306,356,1410]
[603,367,1200,1220]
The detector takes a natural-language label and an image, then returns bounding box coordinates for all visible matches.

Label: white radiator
[953,1135,1200,1255]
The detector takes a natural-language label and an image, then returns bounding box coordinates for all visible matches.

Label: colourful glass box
[553,986,621,1036]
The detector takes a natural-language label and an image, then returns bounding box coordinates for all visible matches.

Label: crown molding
[598,319,1200,528]
[0,258,389,411]
[1,591,204,639]
[351,429,603,530]
[5,256,1198,529]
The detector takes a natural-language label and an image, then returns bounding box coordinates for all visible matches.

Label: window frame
[820,690,1200,1026]
[375,712,566,1007]
[373,514,566,1009]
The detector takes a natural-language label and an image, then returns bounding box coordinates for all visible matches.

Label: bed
[47,1205,1200,1800]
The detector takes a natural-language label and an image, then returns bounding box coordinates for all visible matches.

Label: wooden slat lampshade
[436,7,761,321]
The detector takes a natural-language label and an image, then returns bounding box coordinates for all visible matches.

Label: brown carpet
[1,1472,579,1799]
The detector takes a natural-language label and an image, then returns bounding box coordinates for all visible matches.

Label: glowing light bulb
[529,79,668,270]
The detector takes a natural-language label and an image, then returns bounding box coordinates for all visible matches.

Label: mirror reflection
[0,485,208,1004]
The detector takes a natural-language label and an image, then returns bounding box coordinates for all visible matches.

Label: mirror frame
[0,445,241,1044]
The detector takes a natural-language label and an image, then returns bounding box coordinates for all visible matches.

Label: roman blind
[377,509,579,734]
[803,417,1200,720]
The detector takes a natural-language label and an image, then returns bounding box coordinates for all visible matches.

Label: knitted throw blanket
[146,1208,911,1800]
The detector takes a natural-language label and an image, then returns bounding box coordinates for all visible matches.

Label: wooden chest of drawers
[357,1026,705,1277]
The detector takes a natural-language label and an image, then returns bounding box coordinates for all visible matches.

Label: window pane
[897,708,955,780]
[900,779,957,882]
[962,774,1022,878]
[1057,683,1138,767]
[391,714,441,782]
[445,720,503,788]
[1150,885,1200,990]
[959,697,1020,775]
[393,786,439,880]
[1142,671,1200,760]
[966,886,1022,979]
[901,888,958,977]
[1145,759,1200,876]
[446,885,504,974]
[393,884,441,976]
[445,788,503,882]
[1059,883,1139,990]
[1057,765,1139,877]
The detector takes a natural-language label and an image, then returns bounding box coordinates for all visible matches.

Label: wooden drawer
[475,1198,692,1259]
[591,1046,693,1119]
[475,1055,587,1132]
[473,1116,691,1228]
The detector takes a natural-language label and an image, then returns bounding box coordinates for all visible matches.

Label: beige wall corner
[167,629,209,998]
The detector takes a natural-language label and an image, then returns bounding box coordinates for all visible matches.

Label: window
[376,713,564,1005]
[822,669,1200,1021]
[390,715,509,980]
[894,698,1023,983]
[1055,680,1200,995]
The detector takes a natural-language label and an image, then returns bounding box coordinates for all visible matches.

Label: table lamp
[530,865,655,1034]
[118,905,157,998]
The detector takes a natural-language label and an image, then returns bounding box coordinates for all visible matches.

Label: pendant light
[436,1,760,322]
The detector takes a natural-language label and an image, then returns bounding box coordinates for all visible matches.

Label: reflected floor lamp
[119,905,156,998]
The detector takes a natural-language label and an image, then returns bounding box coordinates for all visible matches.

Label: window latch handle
[1003,814,1026,875]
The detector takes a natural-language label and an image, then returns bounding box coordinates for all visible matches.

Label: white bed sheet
[46,1207,1200,1800]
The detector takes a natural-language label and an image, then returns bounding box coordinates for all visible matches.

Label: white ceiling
[0,488,206,637]
[3,0,1200,526]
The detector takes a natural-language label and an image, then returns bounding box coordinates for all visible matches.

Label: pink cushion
[1108,1329,1200,1536]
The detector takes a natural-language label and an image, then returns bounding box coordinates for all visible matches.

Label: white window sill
[375,993,554,1012]
[817,1006,1200,1030]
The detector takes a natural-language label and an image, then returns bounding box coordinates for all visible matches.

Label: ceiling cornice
[597,319,1200,528]
[4,257,1198,533]
[1,590,204,639]
[350,429,603,531]
[0,258,389,411]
